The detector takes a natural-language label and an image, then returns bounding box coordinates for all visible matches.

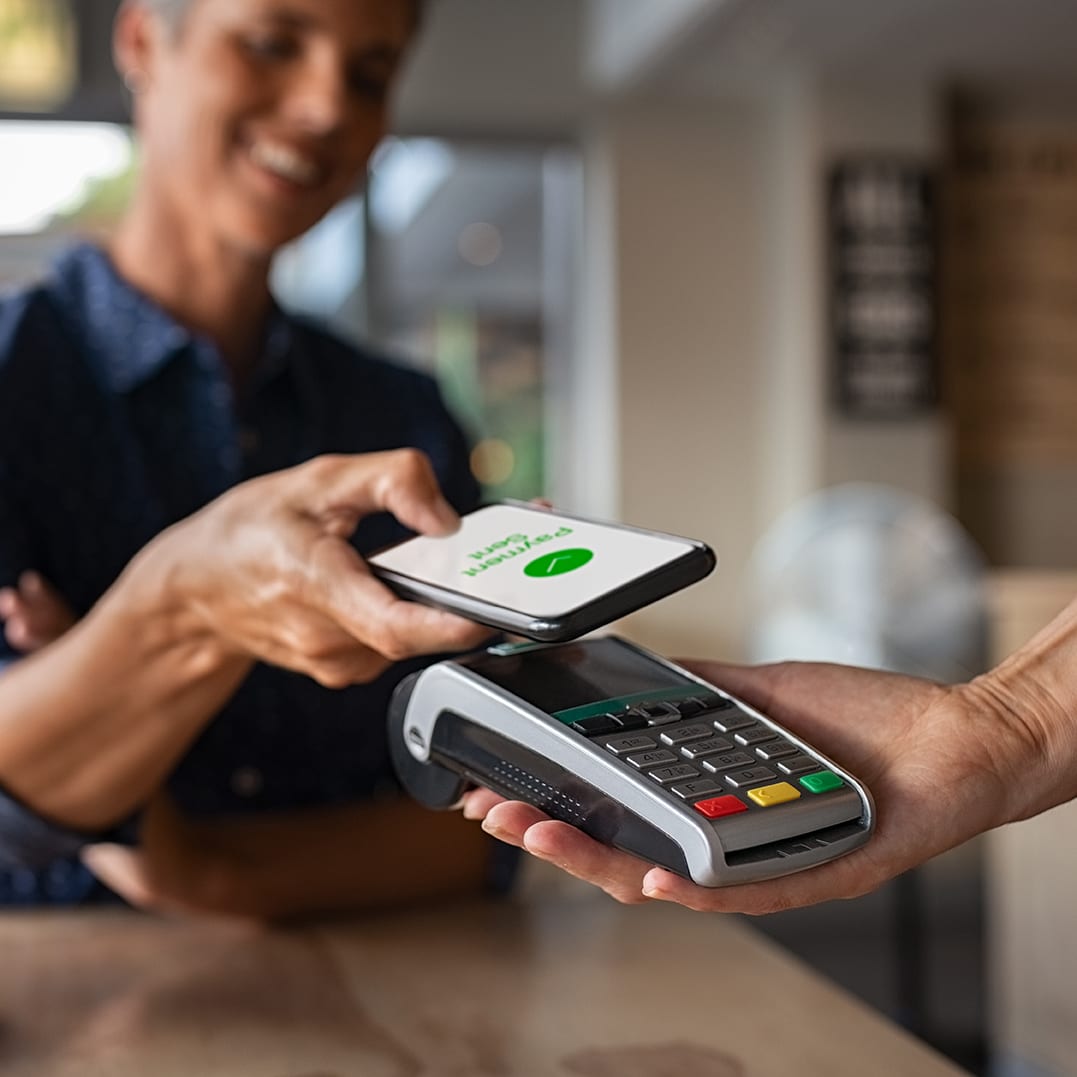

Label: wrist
[961,648,1077,827]
[104,528,246,680]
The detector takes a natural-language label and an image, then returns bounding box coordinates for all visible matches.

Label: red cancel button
[693,794,748,819]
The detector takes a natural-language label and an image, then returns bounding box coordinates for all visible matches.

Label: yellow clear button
[748,781,801,808]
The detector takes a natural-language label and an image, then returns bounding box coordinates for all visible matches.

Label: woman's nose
[282,59,348,134]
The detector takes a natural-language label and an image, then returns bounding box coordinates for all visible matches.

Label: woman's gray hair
[136,0,426,34]
[139,0,192,30]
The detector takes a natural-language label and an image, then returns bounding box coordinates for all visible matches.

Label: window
[274,138,580,502]
[0,124,581,502]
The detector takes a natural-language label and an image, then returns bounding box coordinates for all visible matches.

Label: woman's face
[124,0,415,256]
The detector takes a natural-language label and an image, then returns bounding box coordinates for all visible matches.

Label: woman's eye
[347,70,390,102]
[242,33,298,61]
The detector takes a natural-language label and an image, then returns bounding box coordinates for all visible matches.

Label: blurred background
[3,1,1077,1074]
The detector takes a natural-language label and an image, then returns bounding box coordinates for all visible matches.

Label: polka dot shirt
[0,243,483,904]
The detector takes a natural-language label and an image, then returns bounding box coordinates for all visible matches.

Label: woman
[0,0,499,918]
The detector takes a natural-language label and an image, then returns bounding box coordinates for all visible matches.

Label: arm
[0,451,490,834]
[82,791,493,922]
[463,594,1077,914]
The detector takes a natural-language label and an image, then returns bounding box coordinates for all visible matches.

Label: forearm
[162,798,492,922]
[966,593,1077,824]
[0,549,249,831]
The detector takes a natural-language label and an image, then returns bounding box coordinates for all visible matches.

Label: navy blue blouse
[0,244,482,903]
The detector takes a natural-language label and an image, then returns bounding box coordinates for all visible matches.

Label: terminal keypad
[582,693,846,819]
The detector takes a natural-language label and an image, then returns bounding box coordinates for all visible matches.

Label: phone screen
[369,504,701,619]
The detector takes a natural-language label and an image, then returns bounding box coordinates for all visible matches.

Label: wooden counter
[0,887,966,1076]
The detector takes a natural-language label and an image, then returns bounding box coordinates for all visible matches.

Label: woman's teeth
[249,141,322,186]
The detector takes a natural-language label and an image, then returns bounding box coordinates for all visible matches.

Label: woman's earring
[123,69,148,95]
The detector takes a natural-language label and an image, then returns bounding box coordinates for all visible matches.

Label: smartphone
[368,501,716,642]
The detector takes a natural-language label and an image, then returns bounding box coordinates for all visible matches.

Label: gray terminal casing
[388,637,874,887]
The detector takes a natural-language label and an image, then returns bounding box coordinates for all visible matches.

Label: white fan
[748,483,988,683]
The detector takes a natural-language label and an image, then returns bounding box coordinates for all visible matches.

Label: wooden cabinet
[943,102,1077,567]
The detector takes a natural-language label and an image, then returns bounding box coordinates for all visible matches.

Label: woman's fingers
[290,451,461,539]
[0,571,77,652]
[304,536,492,662]
[460,787,506,820]
[520,819,653,905]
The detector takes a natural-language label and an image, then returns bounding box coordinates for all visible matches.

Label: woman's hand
[462,658,1042,914]
[82,787,493,922]
[0,571,77,653]
[128,450,492,686]
[0,451,492,833]
[81,792,218,917]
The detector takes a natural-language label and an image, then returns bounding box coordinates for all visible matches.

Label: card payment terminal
[389,636,874,886]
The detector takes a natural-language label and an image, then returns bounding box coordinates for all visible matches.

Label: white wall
[586,99,768,660]
[576,77,951,661]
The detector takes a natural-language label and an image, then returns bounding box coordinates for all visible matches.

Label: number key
[605,735,658,756]
[659,724,713,746]
[701,751,756,773]
[723,766,778,789]
[680,736,735,760]
[733,724,778,746]
[626,749,678,769]
[778,755,822,776]
[648,764,701,785]
[755,740,798,761]
[712,712,756,733]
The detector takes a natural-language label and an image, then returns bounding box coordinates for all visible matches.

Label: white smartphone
[368,501,717,642]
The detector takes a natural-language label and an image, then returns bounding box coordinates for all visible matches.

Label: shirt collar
[50,243,297,395]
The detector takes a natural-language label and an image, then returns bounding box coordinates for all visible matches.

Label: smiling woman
[112,0,422,292]
[0,0,505,917]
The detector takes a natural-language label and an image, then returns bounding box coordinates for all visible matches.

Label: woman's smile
[245,137,328,193]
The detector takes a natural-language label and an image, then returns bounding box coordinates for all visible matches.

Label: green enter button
[799,770,844,794]
[524,548,594,578]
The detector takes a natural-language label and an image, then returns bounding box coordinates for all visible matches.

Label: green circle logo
[524,547,594,578]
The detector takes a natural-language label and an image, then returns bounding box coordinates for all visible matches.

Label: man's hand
[462,659,1034,914]
[0,571,77,653]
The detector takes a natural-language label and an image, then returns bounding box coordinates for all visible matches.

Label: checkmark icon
[524,548,594,578]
